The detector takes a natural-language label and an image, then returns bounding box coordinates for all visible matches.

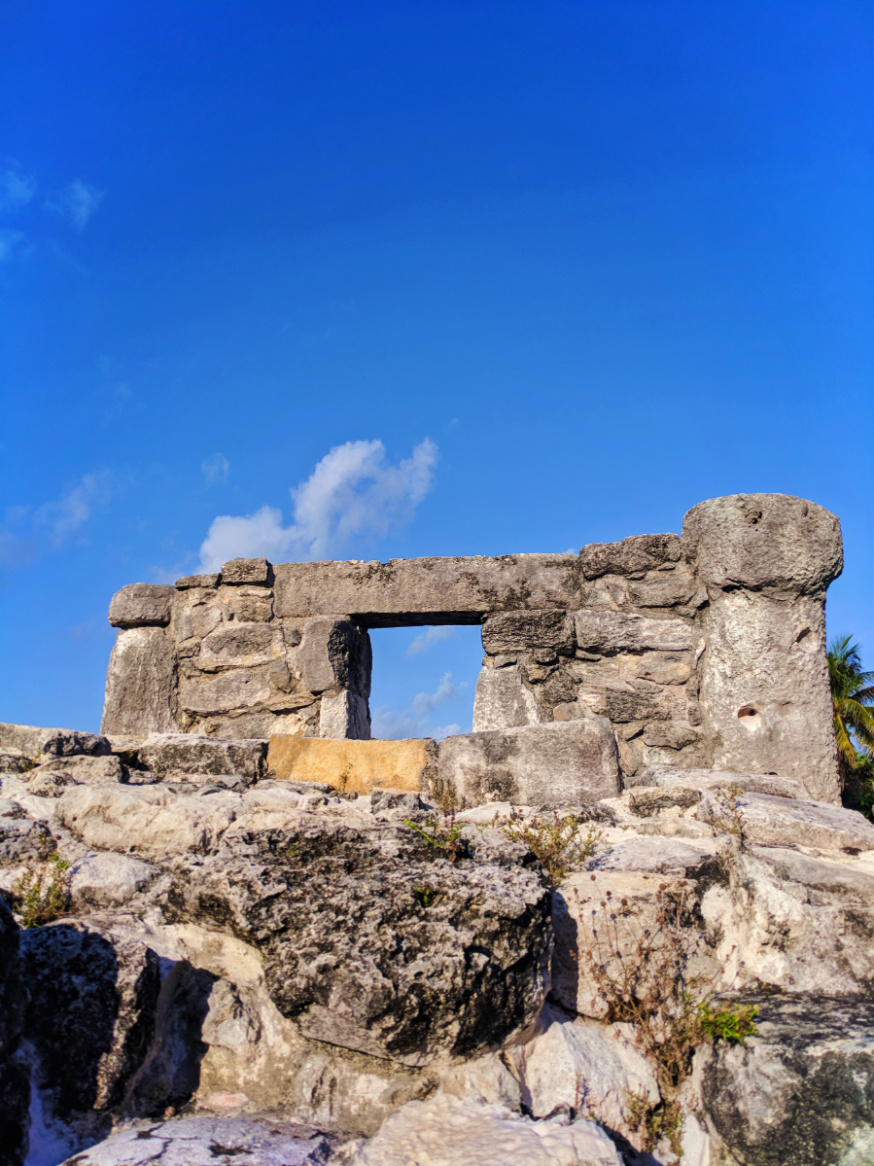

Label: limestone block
[551,870,719,1018]
[197,623,285,671]
[101,628,179,737]
[138,733,267,779]
[267,736,432,794]
[57,784,240,860]
[436,720,620,806]
[178,666,273,717]
[319,689,371,739]
[697,789,874,851]
[629,651,693,685]
[273,554,585,624]
[294,616,372,696]
[627,564,697,607]
[171,804,552,1066]
[708,846,874,996]
[108,583,174,628]
[351,1093,622,1166]
[580,532,682,579]
[630,766,809,799]
[0,749,33,774]
[70,852,158,910]
[575,610,695,653]
[472,666,540,731]
[695,588,840,802]
[481,610,575,655]
[175,573,220,590]
[0,723,110,758]
[682,492,843,596]
[220,557,273,585]
[643,721,700,749]
[57,1118,330,1166]
[512,1005,658,1140]
[35,754,126,785]
[694,996,874,1166]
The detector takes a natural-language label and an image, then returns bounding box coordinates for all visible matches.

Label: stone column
[101,585,179,736]
[682,494,843,803]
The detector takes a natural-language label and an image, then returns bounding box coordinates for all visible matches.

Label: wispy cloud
[0,471,115,567]
[48,179,104,231]
[198,437,437,571]
[407,626,455,657]
[0,229,25,262]
[371,672,468,740]
[0,165,36,212]
[202,453,230,488]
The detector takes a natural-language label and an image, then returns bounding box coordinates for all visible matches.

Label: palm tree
[827,635,874,788]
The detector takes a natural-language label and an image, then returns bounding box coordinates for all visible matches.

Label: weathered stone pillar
[682,494,843,803]
[101,585,179,737]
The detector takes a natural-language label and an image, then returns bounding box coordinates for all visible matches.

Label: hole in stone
[368,626,482,740]
[737,706,757,718]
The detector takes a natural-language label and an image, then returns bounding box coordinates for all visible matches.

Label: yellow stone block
[266,735,433,795]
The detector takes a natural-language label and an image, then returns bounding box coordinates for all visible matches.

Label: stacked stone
[100,494,845,805]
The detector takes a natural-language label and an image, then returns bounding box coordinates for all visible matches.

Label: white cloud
[0,166,36,212]
[198,437,437,571]
[407,625,455,657]
[0,471,114,567]
[371,672,467,740]
[48,180,104,230]
[201,453,230,488]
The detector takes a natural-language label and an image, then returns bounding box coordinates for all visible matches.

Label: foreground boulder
[0,899,29,1166]
[694,995,874,1166]
[165,805,553,1065]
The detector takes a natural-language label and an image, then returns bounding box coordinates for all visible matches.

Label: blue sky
[1,0,872,736]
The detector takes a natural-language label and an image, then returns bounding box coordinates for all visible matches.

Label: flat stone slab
[437,719,620,807]
[267,736,433,794]
[60,1116,330,1165]
[273,554,585,625]
[697,790,874,851]
[631,765,810,799]
[138,733,267,779]
[108,583,174,628]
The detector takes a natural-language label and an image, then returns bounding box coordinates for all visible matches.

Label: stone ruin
[102,492,844,803]
[6,492,874,1166]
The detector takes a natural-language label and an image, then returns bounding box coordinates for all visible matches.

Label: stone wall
[102,493,844,801]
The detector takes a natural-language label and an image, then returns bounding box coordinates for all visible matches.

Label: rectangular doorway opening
[368,625,483,740]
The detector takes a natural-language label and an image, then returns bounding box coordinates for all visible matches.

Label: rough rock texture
[697,789,874,851]
[138,733,267,780]
[472,666,540,731]
[0,723,109,758]
[508,1004,659,1141]
[349,1093,622,1166]
[70,852,158,910]
[59,1117,331,1166]
[436,719,620,806]
[22,921,161,1120]
[694,995,874,1166]
[101,628,179,737]
[0,898,29,1166]
[164,806,552,1065]
[683,493,842,802]
[108,584,174,629]
[57,784,241,861]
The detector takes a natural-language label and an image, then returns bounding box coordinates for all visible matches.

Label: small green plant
[431,778,462,815]
[11,851,71,928]
[577,880,755,1157]
[414,883,434,908]
[404,812,468,863]
[698,1000,759,1045]
[286,841,299,859]
[494,807,603,887]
